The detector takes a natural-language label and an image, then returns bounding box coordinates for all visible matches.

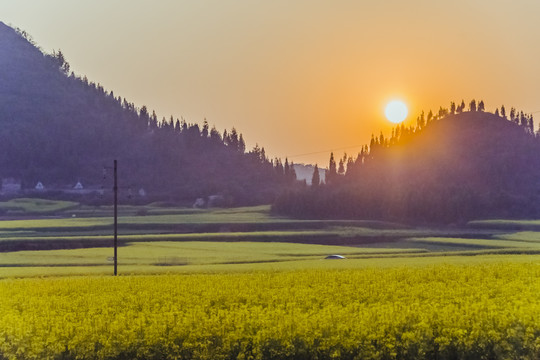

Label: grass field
[0,197,79,214]
[1,199,540,277]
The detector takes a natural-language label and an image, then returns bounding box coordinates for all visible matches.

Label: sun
[385,100,408,124]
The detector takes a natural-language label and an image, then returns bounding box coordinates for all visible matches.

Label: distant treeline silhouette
[273,102,540,223]
[0,22,297,204]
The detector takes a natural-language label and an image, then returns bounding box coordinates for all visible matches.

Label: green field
[0,198,539,277]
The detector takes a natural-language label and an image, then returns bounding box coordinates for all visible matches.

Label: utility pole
[114,159,118,276]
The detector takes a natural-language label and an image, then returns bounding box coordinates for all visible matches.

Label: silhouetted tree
[338,156,345,175]
[417,111,425,129]
[202,120,209,138]
[311,165,320,186]
[238,134,246,153]
[50,49,70,74]
[0,23,292,207]
[274,158,284,176]
[273,105,540,223]
[327,152,337,184]
[346,156,354,175]
[149,111,158,129]
[469,99,477,112]
[478,100,485,112]
[510,108,516,122]
[288,161,297,182]
[139,106,150,130]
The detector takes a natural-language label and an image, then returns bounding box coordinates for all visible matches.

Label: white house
[35,181,45,191]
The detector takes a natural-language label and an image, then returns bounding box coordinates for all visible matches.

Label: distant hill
[275,109,540,223]
[0,22,296,204]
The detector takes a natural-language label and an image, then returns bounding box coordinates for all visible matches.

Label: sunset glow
[1,1,539,165]
[385,100,408,124]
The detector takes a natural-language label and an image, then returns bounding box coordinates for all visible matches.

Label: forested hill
[0,22,296,204]
[274,106,540,223]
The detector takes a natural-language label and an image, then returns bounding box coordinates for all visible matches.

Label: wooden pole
[114,159,118,276]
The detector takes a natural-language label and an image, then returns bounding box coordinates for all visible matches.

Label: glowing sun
[385,100,408,124]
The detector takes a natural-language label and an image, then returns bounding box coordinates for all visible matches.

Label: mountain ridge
[0,22,295,204]
[274,110,540,223]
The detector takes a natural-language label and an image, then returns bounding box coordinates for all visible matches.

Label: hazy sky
[1,0,540,165]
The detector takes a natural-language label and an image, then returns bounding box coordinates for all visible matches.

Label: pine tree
[478,100,485,112]
[346,156,354,175]
[202,120,209,138]
[284,158,296,183]
[311,164,320,186]
[289,161,297,182]
[418,111,425,129]
[327,152,337,184]
[222,129,229,146]
[438,106,448,118]
[229,128,239,150]
[338,158,345,175]
[238,134,246,153]
[274,158,284,176]
[427,110,433,123]
[139,105,150,130]
[501,105,506,119]
[469,99,477,112]
[150,110,158,129]
[210,126,221,142]
[520,111,527,127]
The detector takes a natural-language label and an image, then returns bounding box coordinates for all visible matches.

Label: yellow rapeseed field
[1,263,539,359]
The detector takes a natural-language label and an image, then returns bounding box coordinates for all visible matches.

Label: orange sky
[1,0,540,166]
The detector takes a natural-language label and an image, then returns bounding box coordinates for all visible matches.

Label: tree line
[0,24,298,205]
[275,101,540,223]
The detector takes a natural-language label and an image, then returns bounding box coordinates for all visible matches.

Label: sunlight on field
[2,204,540,278]
[1,263,539,359]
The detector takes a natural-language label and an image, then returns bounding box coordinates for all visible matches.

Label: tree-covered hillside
[0,22,297,204]
[274,103,540,223]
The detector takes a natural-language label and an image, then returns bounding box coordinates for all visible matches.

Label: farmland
[1,199,540,359]
[1,199,538,278]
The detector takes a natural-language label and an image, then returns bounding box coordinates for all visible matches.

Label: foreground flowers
[1,263,539,359]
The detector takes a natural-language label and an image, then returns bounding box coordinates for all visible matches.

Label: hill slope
[0,22,293,203]
[275,110,540,223]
